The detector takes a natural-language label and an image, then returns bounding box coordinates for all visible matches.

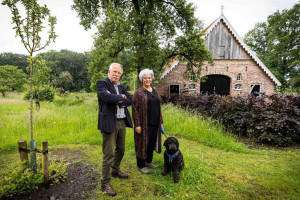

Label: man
[97,63,133,196]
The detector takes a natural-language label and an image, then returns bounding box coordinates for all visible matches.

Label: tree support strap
[35,148,48,155]
[18,147,30,153]
[18,147,48,154]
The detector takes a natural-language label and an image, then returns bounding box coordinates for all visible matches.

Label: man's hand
[121,94,127,99]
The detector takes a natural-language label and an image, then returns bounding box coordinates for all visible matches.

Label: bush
[0,165,43,198]
[0,159,69,199]
[23,85,55,102]
[53,95,84,106]
[165,94,300,147]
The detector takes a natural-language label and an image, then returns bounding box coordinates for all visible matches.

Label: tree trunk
[137,36,144,88]
[29,55,34,140]
[137,66,141,88]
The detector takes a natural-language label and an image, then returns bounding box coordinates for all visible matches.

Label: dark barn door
[200,75,230,95]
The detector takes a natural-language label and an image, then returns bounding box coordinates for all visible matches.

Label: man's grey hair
[139,68,154,82]
[109,63,123,73]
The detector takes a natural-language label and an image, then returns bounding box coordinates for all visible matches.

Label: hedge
[165,94,300,147]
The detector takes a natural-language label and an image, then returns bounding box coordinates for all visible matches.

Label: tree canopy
[0,65,28,96]
[244,3,300,87]
[39,50,91,92]
[0,53,29,74]
[0,51,91,92]
[52,71,73,94]
[2,0,57,55]
[72,0,213,89]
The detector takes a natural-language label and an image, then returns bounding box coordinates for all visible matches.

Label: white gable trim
[160,60,179,79]
[204,14,281,86]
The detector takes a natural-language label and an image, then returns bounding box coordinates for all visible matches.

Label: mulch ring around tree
[9,147,100,200]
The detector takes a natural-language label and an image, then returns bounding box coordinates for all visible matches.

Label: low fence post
[42,141,49,184]
[18,140,29,166]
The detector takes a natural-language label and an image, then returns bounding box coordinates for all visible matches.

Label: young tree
[72,0,213,88]
[27,55,51,110]
[2,0,56,171]
[244,3,300,86]
[0,65,27,97]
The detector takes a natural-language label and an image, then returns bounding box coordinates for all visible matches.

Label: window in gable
[235,84,242,90]
[189,84,196,90]
[190,73,195,81]
[237,73,242,81]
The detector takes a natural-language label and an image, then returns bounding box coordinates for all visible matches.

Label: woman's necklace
[144,86,152,92]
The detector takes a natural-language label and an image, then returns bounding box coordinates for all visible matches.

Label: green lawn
[0,93,299,199]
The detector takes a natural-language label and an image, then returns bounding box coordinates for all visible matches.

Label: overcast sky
[0,0,298,55]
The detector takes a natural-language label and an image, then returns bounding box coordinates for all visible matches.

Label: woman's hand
[135,126,141,134]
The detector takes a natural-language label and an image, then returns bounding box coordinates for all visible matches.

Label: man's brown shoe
[101,183,116,196]
[112,171,129,179]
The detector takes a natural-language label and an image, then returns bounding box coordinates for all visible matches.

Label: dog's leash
[161,126,168,138]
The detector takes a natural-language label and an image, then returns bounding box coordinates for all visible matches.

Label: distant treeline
[0,50,91,92]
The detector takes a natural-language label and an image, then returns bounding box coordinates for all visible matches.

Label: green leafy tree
[0,51,91,92]
[72,0,213,89]
[0,65,28,96]
[289,74,300,89]
[244,3,300,86]
[3,0,57,171]
[0,53,28,74]
[243,22,269,62]
[52,71,73,95]
[39,50,90,92]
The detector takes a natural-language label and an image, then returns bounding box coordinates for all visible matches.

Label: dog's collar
[166,150,179,163]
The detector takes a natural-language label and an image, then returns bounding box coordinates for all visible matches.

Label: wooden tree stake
[18,140,29,166]
[42,141,49,184]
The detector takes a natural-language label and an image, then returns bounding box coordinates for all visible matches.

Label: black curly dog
[161,137,184,183]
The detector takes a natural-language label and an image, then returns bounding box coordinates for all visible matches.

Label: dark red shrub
[164,94,300,147]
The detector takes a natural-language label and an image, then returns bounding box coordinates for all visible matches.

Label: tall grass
[0,93,100,153]
[1,93,300,199]
[162,104,250,153]
[0,93,248,154]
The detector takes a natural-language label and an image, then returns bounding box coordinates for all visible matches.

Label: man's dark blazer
[97,77,133,133]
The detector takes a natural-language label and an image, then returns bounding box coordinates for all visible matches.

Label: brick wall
[156,59,276,97]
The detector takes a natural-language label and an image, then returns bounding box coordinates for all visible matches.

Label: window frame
[189,83,196,91]
[169,84,180,95]
[235,84,242,90]
[237,73,242,81]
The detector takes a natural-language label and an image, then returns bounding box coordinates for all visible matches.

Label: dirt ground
[8,148,100,200]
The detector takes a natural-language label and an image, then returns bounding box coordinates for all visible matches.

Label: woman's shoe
[139,167,150,174]
[146,162,157,169]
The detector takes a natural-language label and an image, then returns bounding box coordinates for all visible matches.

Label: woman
[132,69,163,174]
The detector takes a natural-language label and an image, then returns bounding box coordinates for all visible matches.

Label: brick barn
[157,13,281,97]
